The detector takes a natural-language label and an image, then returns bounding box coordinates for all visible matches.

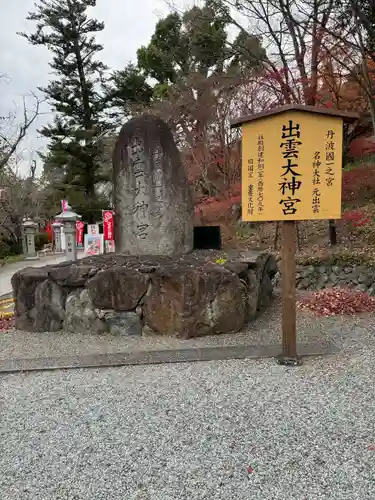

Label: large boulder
[12,267,49,331]
[143,263,246,338]
[238,251,277,318]
[34,280,67,331]
[64,289,107,334]
[87,267,150,310]
[48,263,98,287]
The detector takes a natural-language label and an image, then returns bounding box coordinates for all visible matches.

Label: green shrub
[8,240,23,255]
[0,238,24,258]
[0,240,12,259]
[34,232,50,251]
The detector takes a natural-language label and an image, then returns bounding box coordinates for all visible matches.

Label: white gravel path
[0,295,363,361]
[0,252,85,297]
[2,347,375,500]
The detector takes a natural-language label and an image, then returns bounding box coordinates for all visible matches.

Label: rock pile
[12,250,277,338]
[274,263,375,294]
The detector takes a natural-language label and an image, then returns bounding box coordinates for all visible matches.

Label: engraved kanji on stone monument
[113,114,194,255]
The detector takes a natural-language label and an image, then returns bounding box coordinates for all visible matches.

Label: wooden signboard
[231,105,358,365]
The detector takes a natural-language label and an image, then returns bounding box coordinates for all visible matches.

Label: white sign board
[87,224,99,236]
[105,240,116,253]
[84,234,104,256]
[60,226,66,251]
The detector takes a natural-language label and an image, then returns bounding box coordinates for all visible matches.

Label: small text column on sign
[312,151,322,214]
[257,135,265,214]
[325,129,335,187]
[247,158,254,216]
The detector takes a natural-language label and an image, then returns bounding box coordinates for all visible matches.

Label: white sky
[0,0,192,175]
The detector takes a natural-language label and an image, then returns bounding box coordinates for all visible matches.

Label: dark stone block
[194,226,221,250]
[104,311,142,336]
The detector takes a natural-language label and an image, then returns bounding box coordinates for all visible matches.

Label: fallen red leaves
[341,209,371,228]
[297,288,375,316]
[0,317,14,333]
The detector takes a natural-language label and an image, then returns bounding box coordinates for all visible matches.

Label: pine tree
[20,0,110,221]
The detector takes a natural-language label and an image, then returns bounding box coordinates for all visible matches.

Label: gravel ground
[2,348,375,500]
[0,294,369,361]
[2,294,375,499]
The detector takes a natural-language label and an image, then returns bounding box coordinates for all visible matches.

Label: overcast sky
[0,0,191,175]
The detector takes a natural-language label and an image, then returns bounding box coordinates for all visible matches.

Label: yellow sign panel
[241,111,343,221]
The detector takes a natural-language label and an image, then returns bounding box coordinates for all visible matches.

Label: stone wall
[274,263,375,294]
[12,250,277,338]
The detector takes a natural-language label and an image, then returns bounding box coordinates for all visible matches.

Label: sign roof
[231,104,359,128]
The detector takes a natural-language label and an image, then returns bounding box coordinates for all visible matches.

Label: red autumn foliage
[0,316,14,333]
[195,183,241,223]
[349,136,375,159]
[195,195,241,223]
[297,289,375,316]
[341,209,371,227]
[342,167,375,203]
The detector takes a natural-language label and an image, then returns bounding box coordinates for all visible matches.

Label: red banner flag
[76,220,84,246]
[45,222,53,242]
[103,211,114,241]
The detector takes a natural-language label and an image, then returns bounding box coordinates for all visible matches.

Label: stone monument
[22,218,39,260]
[52,221,63,253]
[55,203,81,261]
[113,114,194,255]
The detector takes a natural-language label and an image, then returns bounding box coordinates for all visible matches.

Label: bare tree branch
[0,90,43,170]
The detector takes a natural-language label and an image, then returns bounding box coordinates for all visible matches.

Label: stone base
[0,344,337,374]
[276,354,303,367]
[11,250,277,338]
[25,256,40,261]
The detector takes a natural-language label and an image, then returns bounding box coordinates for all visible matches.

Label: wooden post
[328,219,337,246]
[277,220,301,366]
